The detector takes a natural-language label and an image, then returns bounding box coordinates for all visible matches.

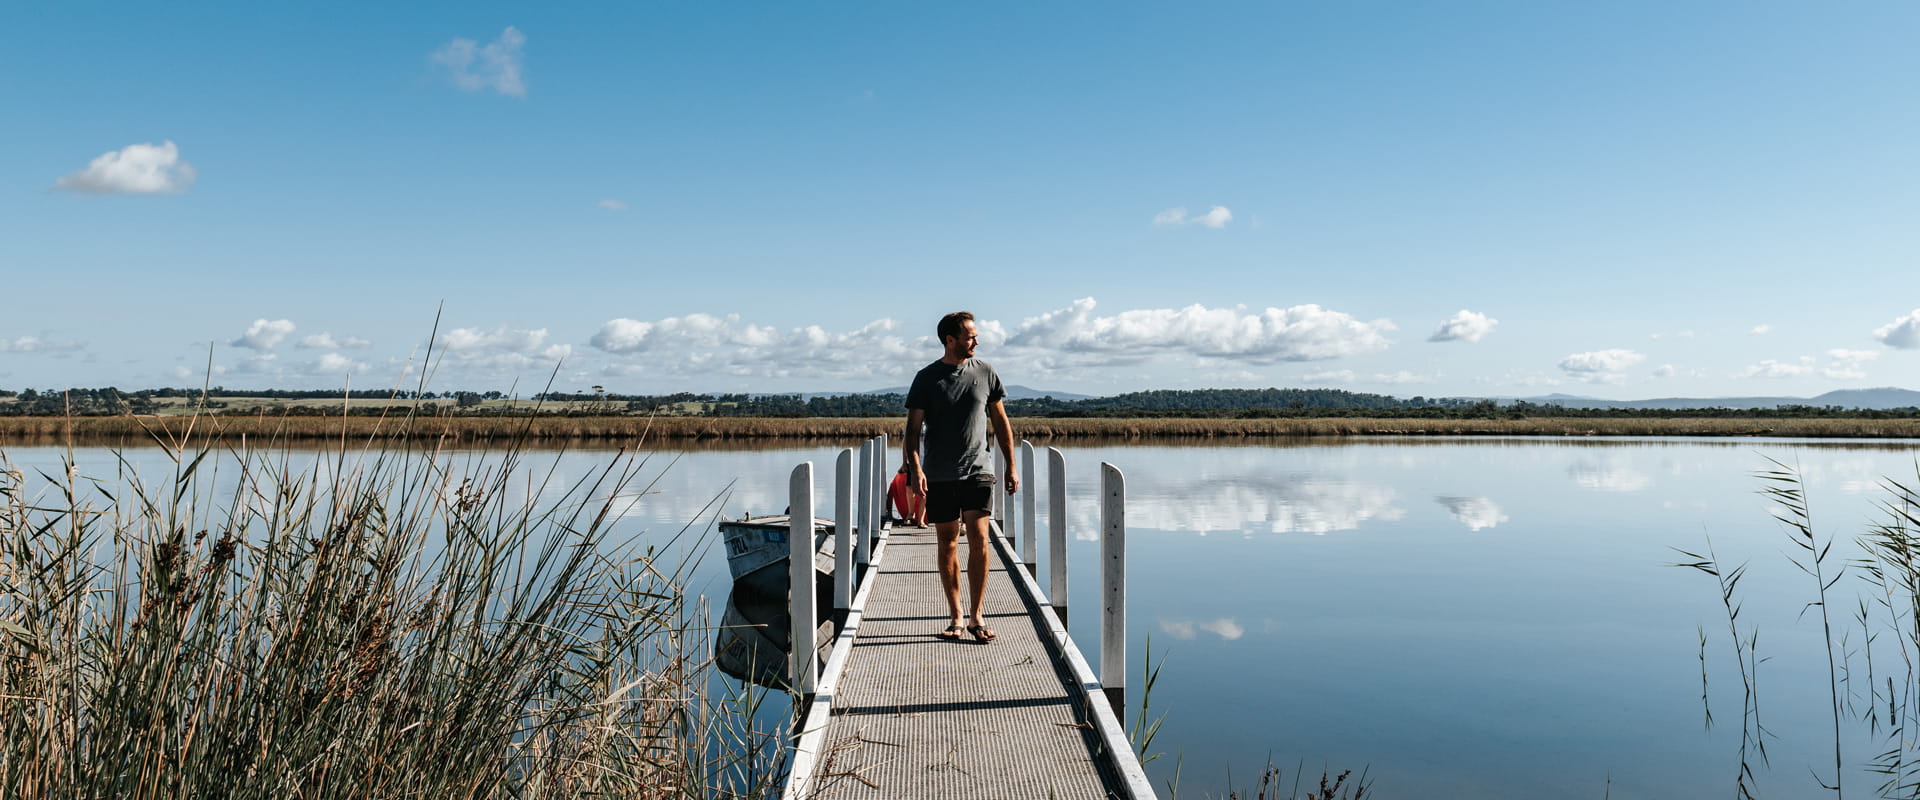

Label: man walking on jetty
[904,311,1017,643]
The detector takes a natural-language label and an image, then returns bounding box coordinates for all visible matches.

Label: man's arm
[903,408,927,496]
[988,399,1018,494]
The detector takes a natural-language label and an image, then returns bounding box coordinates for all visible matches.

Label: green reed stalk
[1761,458,1845,797]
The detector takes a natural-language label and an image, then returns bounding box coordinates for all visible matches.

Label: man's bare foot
[938,622,963,640]
[967,622,997,643]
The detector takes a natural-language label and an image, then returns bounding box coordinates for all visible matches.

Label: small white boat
[720,514,838,598]
[715,513,845,689]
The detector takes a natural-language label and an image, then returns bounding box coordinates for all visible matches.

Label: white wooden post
[995,472,1008,534]
[790,462,818,695]
[856,440,873,567]
[1049,446,1068,627]
[834,448,854,611]
[1020,440,1037,571]
[1100,462,1125,719]
[876,432,888,528]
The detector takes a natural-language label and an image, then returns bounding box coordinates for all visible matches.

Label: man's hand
[911,467,927,497]
[1005,471,1019,495]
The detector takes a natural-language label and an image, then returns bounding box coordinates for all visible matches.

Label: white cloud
[441,326,550,353]
[232,319,296,351]
[53,141,197,195]
[1736,356,1814,379]
[433,326,571,374]
[1557,349,1645,383]
[312,353,366,374]
[1428,310,1498,343]
[0,335,85,354]
[598,199,628,211]
[592,314,922,383]
[1824,349,1878,380]
[589,313,779,354]
[1876,309,1920,349]
[590,319,654,353]
[583,298,1392,385]
[1152,205,1232,229]
[1436,496,1509,531]
[1652,364,1676,378]
[432,26,527,97]
[1008,298,1394,365]
[298,332,372,350]
[1193,205,1233,229]
[1749,324,1772,335]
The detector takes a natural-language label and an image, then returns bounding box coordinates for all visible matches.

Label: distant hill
[1514,387,1920,411]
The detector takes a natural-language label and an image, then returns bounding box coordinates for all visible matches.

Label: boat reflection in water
[713,514,842,689]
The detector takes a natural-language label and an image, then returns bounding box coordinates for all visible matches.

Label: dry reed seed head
[209,533,236,565]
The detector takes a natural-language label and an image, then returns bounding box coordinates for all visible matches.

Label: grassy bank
[4,414,1920,444]
[0,431,784,798]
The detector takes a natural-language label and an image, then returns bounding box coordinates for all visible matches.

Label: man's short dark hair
[937,311,975,345]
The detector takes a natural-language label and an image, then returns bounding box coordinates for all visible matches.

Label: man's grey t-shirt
[905,358,1007,482]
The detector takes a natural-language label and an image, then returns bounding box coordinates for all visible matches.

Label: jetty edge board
[784,528,890,800]
[778,520,1157,800]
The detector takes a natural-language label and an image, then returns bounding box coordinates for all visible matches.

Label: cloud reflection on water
[1159,617,1246,641]
[1435,496,1510,531]
[1567,456,1652,492]
[1083,475,1405,536]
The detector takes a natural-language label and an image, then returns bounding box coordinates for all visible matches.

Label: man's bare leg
[961,510,995,638]
[935,520,965,633]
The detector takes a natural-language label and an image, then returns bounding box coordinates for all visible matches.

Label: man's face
[947,320,978,359]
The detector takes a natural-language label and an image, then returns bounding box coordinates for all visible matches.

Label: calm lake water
[9,436,1920,799]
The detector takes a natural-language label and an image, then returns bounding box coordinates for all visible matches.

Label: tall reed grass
[1682,462,1920,799]
[0,428,784,798]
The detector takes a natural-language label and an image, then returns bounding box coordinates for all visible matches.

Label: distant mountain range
[1509,387,1920,411]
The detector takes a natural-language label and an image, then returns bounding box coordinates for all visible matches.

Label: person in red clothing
[888,465,927,527]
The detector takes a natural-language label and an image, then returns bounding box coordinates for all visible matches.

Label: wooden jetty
[776,438,1155,800]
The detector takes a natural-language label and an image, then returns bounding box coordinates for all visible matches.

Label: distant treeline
[5,386,1919,419]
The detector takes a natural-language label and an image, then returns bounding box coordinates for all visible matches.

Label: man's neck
[940,352,969,367]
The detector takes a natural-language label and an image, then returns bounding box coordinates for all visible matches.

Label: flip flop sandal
[938,624,963,640]
[968,624,997,643]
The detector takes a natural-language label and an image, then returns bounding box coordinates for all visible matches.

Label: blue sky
[4,1,1917,399]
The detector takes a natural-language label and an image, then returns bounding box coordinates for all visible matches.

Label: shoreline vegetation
[5,414,1920,443]
[0,422,788,798]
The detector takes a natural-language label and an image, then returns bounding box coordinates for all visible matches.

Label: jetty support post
[1020,440,1037,572]
[875,433,888,541]
[856,440,873,567]
[833,448,854,612]
[790,462,818,696]
[1049,446,1068,629]
[990,470,1003,533]
[1100,462,1125,722]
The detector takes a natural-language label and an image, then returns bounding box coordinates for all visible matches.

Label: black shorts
[925,477,995,525]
